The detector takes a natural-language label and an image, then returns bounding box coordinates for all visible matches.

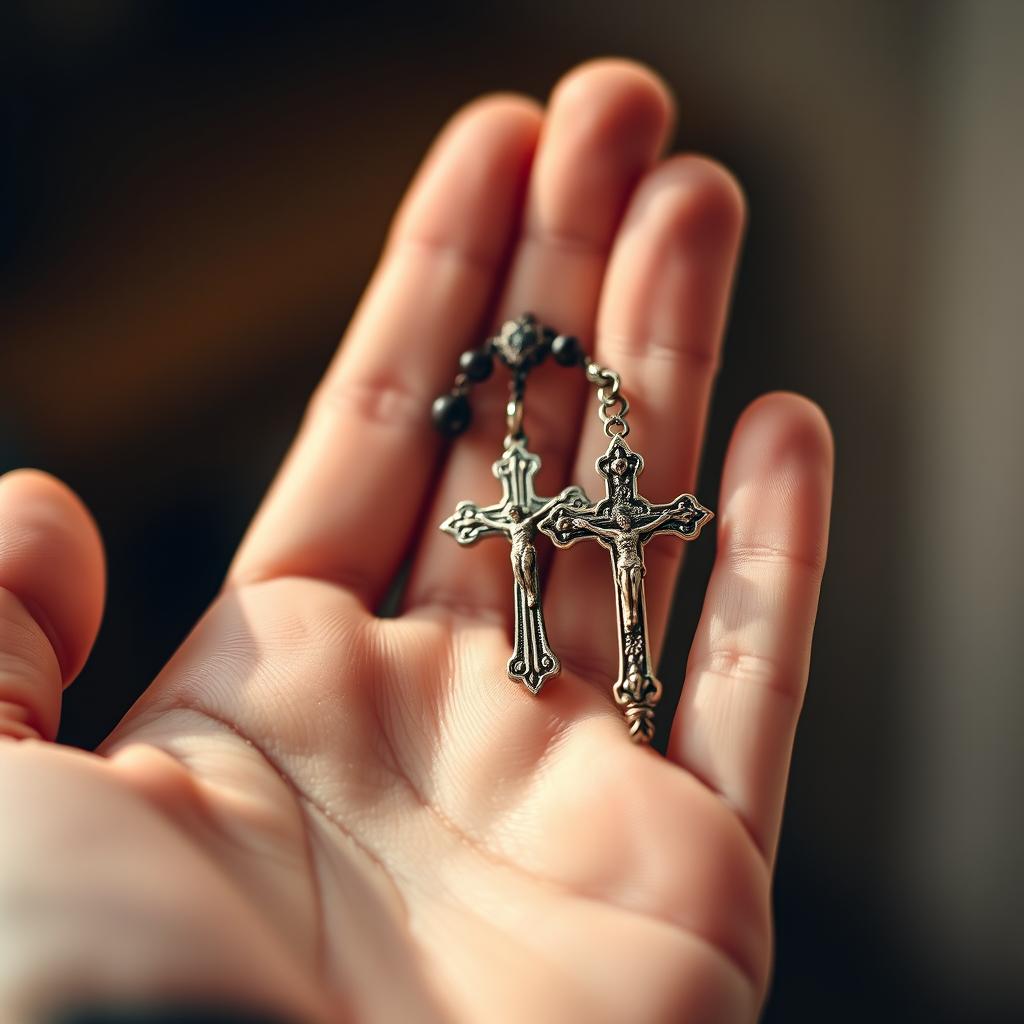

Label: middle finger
[406,59,674,615]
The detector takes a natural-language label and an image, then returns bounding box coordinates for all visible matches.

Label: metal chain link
[583,358,630,437]
[504,376,526,447]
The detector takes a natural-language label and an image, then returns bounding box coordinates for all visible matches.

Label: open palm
[0,61,832,1024]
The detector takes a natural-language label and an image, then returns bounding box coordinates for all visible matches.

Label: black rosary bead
[432,392,472,436]
[459,347,494,382]
[551,334,582,366]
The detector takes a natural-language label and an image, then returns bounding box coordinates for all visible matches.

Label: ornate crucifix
[539,436,713,742]
[441,439,586,694]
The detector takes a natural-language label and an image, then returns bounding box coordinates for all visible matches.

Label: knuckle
[725,540,827,580]
[309,374,427,432]
[701,646,802,705]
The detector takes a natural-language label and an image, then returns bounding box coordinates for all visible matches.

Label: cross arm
[573,518,619,540]
[440,501,507,545]
[537,495,606,548]
[638,494,714,540]
[522,484,589,526]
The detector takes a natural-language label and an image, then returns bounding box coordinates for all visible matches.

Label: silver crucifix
[539,436,713,743]
[441,439,586,694]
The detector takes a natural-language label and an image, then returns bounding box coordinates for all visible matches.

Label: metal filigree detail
[490,314,548,372]
[539,436,713,744]
[441,439,587,694]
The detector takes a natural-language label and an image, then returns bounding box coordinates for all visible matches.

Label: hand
[0,61,833,1023]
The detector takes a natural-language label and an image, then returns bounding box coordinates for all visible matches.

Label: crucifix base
[508,579,560,694]
[538,435,712,745]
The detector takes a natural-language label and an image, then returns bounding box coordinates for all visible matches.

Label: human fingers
[668,393,833,863]
[228,95,541,606]
[0,470,105,740]
[406,59,674,614]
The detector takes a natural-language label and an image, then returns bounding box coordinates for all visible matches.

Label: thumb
[0,470,105,741]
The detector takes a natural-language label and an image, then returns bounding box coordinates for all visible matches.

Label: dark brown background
[2,2,1021,1021]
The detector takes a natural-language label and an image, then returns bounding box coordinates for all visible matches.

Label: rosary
[432,315,713,745]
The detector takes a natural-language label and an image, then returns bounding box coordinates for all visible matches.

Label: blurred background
[2,1,1021,1020]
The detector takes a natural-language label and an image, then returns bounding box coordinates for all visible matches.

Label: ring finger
[545,154,746,679]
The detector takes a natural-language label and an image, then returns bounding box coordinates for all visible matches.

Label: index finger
[228,96,542,605]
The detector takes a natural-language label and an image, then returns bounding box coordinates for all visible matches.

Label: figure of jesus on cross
[567,503,691,631]
[441,440,586,694]
[539,437,713,742]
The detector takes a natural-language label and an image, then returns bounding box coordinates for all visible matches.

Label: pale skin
[0,61,833,1024]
